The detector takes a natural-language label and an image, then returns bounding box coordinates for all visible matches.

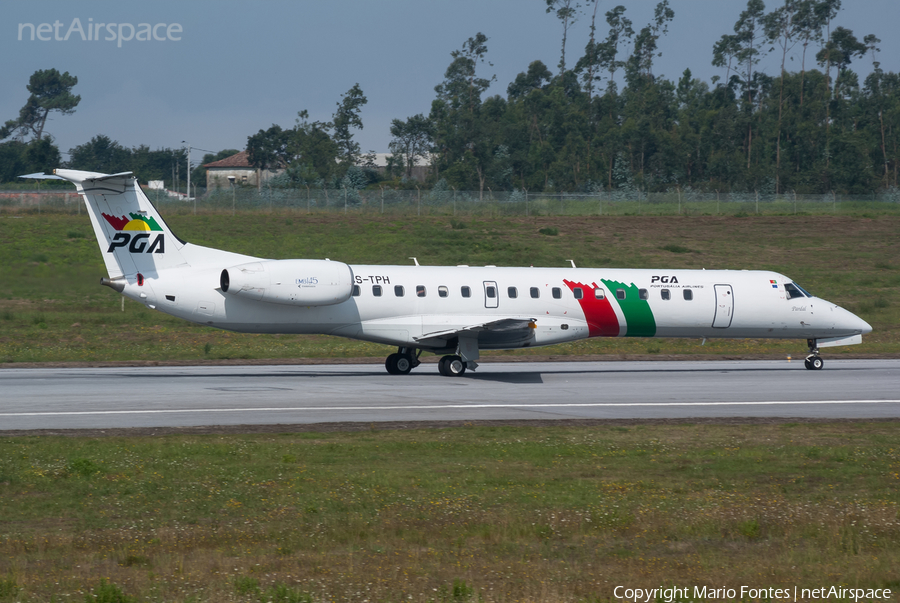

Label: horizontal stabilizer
[53,169,135,183]
[18,172,65,180]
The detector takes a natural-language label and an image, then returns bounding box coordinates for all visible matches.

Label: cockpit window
[793,282,812,297]
[784,282,808,300]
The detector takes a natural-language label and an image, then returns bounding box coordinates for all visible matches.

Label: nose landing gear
[804,338,824,370]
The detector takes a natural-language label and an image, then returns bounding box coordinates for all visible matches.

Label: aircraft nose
[858,315,873,335]
[834,304,872,334]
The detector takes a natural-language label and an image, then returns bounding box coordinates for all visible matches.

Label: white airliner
[47,169,871,375]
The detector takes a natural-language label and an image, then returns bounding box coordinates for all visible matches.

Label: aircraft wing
[415,317,537,347]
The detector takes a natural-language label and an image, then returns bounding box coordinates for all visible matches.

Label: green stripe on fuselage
[601,279,656,337]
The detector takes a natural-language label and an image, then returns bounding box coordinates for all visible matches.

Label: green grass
[1,213,899,363]
[659,243,694,253]
[0,422,897,601]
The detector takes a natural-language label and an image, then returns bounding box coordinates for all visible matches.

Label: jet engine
[220,259,353,306]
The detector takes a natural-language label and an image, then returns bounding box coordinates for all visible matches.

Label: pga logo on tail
[102,212,165,254]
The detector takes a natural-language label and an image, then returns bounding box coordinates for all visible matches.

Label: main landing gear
[437,355,467,376]
[385,347,421,375]
[804,338,824,370]
[383,346,477,377]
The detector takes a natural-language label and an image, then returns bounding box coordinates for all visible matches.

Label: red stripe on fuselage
[563,280,620,337]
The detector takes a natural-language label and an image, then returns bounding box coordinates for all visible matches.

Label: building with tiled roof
[204,151,283,189]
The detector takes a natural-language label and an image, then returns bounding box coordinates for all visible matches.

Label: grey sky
[2,0,895,165]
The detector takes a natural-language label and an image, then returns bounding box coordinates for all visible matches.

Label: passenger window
[573,287,583,299]
[461,286,471,298]
[616,289,626,300]
[594,288,605,300]
[416,285,426,297]
[683,289,693,301]
[438,286,449,298]
[486,286,496,298]
[530,287,540,299]
[372,285,382,297]
[352,285,361,297]
[394,285,404,297]
[639,288,649,300]
[552,287,561,299]
[508,287,518,298]
[661,289,670,301]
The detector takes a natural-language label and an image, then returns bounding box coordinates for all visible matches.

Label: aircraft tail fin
[54,169,191,279]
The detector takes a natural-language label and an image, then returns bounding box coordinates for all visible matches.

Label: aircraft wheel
[447,355,466,376]
[438,355,451,376]
[385,353,400,375]
[805,355,824,370]
[395,354,413,375]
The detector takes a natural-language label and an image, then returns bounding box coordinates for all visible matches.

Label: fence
[2,187,898,217]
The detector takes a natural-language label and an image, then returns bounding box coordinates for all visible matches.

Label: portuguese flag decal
[564,278,657,337]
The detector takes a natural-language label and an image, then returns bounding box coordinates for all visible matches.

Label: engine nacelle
[220,259,353,307]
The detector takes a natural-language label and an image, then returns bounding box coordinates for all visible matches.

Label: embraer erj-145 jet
[48,169,871,376]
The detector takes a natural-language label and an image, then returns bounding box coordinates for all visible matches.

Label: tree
[246,110,340,187]
[545,0,589,76]
[507,61,553,99]
[331,83,368,170]
[0,142,28,182]
[712,33,742,90]
[389,114,434,179]
[291,110,339,184]
[764,0,801,193]
[430,33,496,195]
[0,138,61,182]
[1,69,80,141]
[574,3,634,99]
[816,26,866,99]
[624,0,674,85]
[600,5,634,93]
[860,35,896,187]
[793,0,822,106]
[24,138,62,173]
[812,0,842,97]
[67,135,131,174]
[247,125,292,172]
[724,0,769,170]
[575,0,603,101]
[733,0,769,103]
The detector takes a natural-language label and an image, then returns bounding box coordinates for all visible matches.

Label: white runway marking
[3,399,898,417]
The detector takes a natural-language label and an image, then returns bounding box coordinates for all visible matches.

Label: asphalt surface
[1,359,898,433]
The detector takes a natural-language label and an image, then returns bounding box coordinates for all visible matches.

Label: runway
[2,358,898,432]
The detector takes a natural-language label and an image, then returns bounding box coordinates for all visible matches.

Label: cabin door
[483,281,499,309]
[712,284,734,328]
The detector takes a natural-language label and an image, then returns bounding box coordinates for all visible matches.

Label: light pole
[228,176,236,216]
[181,141,191,202]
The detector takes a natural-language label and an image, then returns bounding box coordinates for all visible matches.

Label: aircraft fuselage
[47,168,872,376]
[124,262,868,352]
